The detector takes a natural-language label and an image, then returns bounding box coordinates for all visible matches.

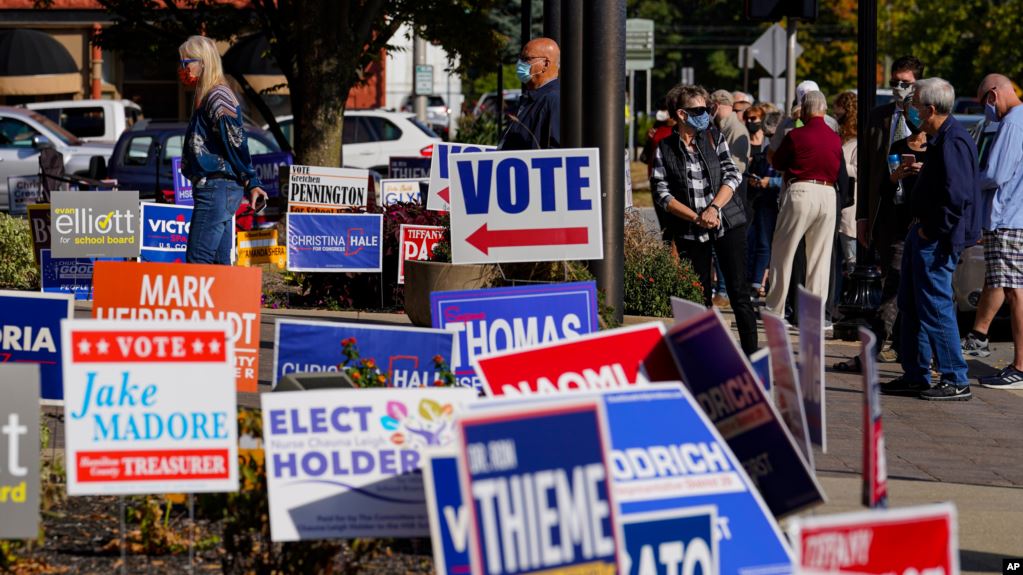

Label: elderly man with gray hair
[881,77,981,401]
[765,90,843,315]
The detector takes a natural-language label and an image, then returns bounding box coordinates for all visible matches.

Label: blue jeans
[746,190,780,288]
[185,179,244,265]
[898,223,968,384]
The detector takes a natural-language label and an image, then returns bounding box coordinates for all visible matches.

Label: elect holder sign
[449,148,603,265]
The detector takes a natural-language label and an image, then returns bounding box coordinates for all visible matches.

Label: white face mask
[893,86,914,104]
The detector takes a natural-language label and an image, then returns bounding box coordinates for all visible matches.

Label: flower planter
[403,260,500,326]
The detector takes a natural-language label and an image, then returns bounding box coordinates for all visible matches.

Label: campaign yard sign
[272,318,455,389]
[751,347,772,393]
[237,228,286,269]
[665,310,824,518]
[398,224,444,284]
[261,387,476,541]
[381,179,427,206]
[798,287,826,451]
[252,152,293,198]
[61,320,238,495]
[423,453,470,575]
[286,213,383,272]
[287,164,369,212]
[474,322,679,397]
[427,143,497,211]
[8,175,42,215]
[457,401,619,575]
[0,364,40,539]
[0,290,74,401]
[619,507,718,575]
[40,249,108,301]
[431,282,601,392]
[50,191,141,258]
[671,296,706,324]
[859,328,888,509]
[171,157,193,205]
[140,203,190,263]
[91,261,263,392]
[27,203,50,265]
[762,311,814,469]
[788,503,958,575]
[448,148,604,265]
[388,156,431,180]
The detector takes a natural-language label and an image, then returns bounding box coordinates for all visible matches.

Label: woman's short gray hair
[801,91,827,116]
[915,78,955,115]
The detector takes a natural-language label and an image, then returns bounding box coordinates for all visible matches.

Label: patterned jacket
[182,84,263,193]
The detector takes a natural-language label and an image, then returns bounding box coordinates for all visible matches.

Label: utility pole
[785,19,797,110]
[413,31,428,122]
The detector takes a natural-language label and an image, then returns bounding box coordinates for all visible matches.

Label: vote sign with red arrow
[426,143,496,211]
[449,148,604,264]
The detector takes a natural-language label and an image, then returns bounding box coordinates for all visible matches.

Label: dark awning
[223,33,288,95]
[0,29,80,95]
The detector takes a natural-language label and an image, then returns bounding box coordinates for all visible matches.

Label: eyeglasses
[683,106,708,116]
[889,80,914,89]
[519,54,545,62]
[179,58,200,69]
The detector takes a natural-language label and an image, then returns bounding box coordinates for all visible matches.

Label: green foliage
[0,213,38,290]
[623,212,703,317]
[455,113,499,146]
[339,337,456,387]
[707,49,740,81]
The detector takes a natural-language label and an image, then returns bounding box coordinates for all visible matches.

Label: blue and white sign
[273,318,456,389]
[286,212,383,272]
[389,156,432,180]
[665,310,824,518]
[797,287,826,451]
[140,203,191,263]
[427,143,496,211]
[39,249,112,301]
[448,148,603,264]
[431,281,599,391]
[381,178,427,206]
[252,152,293,198]
[750,347,772,394]
[0,290,74,401]
[423,453,470,575]
[171,157,192,205]
[457,401,619,575]
[619,507,718,575]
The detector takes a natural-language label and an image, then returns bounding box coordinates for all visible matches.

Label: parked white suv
[266,109,440,173]
[26,99,143,144]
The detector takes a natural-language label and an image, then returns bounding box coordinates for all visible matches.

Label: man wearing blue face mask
[498,37,561,151]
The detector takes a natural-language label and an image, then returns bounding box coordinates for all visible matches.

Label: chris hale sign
[50,191,141,258]
[61,320,239,495]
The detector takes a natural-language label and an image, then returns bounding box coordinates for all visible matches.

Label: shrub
[624,211,703,317]
[0,212,38,290]
[455,113,499,146]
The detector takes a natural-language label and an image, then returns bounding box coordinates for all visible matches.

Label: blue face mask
[516,59,535,84]
[685,111,711,132]
[906,105,922,130]
[986,102,999,123]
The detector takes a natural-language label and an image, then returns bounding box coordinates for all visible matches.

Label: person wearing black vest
[651,84,758,354]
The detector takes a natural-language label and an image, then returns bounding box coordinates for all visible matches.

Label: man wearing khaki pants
[766,91,844,316]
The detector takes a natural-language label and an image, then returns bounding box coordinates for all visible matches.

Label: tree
[94,0,505,167]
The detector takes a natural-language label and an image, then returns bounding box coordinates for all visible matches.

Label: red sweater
[771,116,842,182]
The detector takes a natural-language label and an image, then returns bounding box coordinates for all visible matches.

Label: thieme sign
[0,290,74,401]
[287,164,369,212]
[91,261,263,392]
[0,364,40,539]
[61,320,238,495]
[449,148,603,264]
[50,191,141,258]
[389,157,431,180]
[398,224,444,284]
[430,282,601,391]
[272,319,455,388]
[286,213,383,272]
[426,143,497,211]
[261,387,476,541]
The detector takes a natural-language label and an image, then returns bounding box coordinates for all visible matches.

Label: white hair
[801,90,828,116]
[916,77,955,115]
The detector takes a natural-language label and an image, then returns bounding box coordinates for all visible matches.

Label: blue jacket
[498,79,560,150]
[910,116,980,255]
[182,84,263,193]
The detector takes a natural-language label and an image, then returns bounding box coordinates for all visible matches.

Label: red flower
[433,379,444,387]
[648,277,655,284]
[433,355,444,364]
[363,359,376,369]
[351,371,362,381]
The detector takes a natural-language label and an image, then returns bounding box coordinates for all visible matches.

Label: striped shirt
[652,131,742,242]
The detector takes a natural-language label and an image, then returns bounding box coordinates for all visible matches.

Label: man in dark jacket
[499,37,560,150]
[881,78,981,401]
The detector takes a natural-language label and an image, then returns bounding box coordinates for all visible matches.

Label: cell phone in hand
[253,194,267,214]
[900,154,916,166]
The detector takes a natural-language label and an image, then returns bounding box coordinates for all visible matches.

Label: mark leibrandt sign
[50,191,141,258]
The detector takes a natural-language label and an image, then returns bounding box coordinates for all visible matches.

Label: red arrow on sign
[438,187,450,203]
[466,223,589,255]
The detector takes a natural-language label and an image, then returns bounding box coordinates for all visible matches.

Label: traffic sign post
[625,19,654,71]
[415,64,433,96]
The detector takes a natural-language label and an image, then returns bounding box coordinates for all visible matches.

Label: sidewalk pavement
[75,302,1023,573]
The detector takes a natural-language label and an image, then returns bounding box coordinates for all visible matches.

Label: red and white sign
[397,224,444,284]
[61,319,238,495]
[448,148,603,264]
[859,328,888,508]
[473,322,679,396]
[789,503,958,575]
[426,143,496,211]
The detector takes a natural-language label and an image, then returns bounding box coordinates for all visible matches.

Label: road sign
[415,64,434,95]
[750,23,802,78]
[626,19,655,71]
[758,77,788,108]
[448,147,604,264]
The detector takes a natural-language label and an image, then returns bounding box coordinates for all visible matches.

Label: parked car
[266,109,440,174]
[472,89,522,118]
[954,97,983,116]
[106,120,281,201]
[400,95,451,139]
[26,99,143,144]
[0,106,114,211]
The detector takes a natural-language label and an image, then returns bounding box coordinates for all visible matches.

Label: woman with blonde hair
[178,35,267,265]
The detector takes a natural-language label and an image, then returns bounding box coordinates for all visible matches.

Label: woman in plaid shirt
[651,84,758,355]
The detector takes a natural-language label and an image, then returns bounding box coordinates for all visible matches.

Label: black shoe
[919,381,972,401]
[979,366,1023,390]
[880,376,931,396]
